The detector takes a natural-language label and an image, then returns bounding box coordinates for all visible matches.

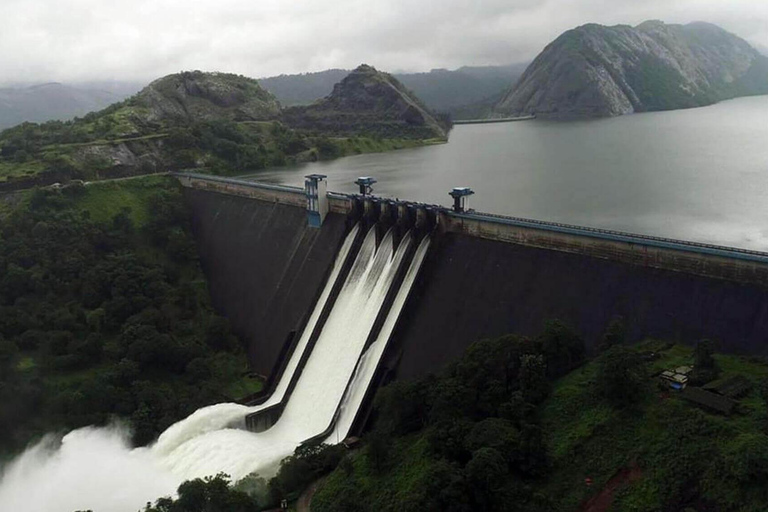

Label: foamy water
[0,426,179,512]
[0,225,430,512]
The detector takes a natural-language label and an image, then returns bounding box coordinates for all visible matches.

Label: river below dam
[241,95,768,252]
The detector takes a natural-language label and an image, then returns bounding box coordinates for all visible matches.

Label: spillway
[327,234,431,443]
[152,223,429,480]
[259,222,361,410]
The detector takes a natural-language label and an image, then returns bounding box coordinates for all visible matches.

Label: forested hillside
[0,176,259,453]
[306,329,768,511]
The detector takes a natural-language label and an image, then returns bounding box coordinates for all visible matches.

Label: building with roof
[681,386,737,415]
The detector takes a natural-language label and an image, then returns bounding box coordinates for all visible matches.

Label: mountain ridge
[494,20,768,119]
[281,64,449,140]
[258,64,526,119]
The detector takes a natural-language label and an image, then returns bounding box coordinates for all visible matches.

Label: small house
[660,368,691,390]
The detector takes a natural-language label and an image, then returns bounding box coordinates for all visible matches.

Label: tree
[144,474,259,512]
[367,430,390,473]
[596,346,646,408]
[519,354,550,404]
[465,448,509,510]
[374,378,430,435]
[694,339,716,369]
[599,316,626,352]
[463,418,522,467]
[268,443,346,504]
[690,339,719,385]
[538,319,585,378]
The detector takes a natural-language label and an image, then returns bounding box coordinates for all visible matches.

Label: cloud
[1,0,767,83]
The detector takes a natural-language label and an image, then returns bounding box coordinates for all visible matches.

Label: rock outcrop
[281,65,449,139]
[133,71,282,123]
[494,21,768,119]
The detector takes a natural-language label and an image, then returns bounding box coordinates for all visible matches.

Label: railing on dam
[450,211,768,264]
[175,171,303,195]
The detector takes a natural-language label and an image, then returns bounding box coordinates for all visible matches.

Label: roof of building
[681,386,737,415]
[660,370,689,384]
[703,375,753,399]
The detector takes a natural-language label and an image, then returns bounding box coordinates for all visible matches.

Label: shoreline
[453,114,536,125]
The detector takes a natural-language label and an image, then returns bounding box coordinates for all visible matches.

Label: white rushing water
[328,234,430,442]
[0,224,428,512]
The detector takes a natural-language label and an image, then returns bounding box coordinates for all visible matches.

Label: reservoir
[241,95,768,251]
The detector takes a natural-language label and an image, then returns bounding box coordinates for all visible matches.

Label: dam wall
[182,186,348,377]
[388,232,768,379]
[439,211,768,287]
[177,174,768,384]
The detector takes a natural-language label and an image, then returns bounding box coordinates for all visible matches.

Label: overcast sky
[2,0,767,84]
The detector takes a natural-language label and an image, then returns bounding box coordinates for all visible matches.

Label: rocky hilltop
[281,65,449,139]
[495,21,768,119]
[134,71,281,124]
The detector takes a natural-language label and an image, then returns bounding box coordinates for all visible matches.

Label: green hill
[0,69,446,191]
[281,64,450,140]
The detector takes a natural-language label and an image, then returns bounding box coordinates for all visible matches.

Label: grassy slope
[541,340,768,510]
[311,435,437,511]
[75,175,167,225]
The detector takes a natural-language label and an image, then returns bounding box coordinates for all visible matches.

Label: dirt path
[581,466,643,512]
[296,476,328,512]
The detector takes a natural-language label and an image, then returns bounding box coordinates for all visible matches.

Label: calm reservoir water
[241,95,768,251]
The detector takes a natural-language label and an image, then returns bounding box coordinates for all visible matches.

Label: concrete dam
[179,172,768,443]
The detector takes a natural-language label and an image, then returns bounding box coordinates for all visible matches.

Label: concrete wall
[388,233,768,380]
[183,187,348,377]
[440,212,768,286]
[177,174,768,382]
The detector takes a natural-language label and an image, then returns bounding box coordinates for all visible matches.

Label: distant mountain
[258,69,350,107]
[259,64,527,119]
[395,64,527,115]
[0,83,139,130]
[495,21,768,119]
[281,64,449,140]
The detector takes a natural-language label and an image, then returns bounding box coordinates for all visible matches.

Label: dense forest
[0,176,259,454]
